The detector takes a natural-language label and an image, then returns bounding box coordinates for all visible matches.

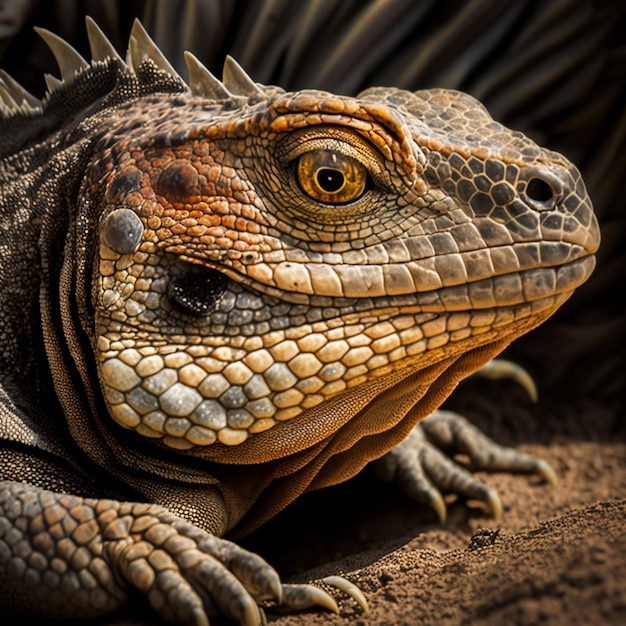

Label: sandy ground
[240,378,625,626]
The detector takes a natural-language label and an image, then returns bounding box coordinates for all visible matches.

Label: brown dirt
[241,379,625,626]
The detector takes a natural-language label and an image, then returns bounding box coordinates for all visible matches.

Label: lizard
[0,17,600,626]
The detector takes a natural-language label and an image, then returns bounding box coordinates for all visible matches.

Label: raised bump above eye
[296,150,368,205]
[100,208,145,255]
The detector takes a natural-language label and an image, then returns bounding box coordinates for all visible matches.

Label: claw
[536,458,558,487]
[281,583,339,613]
[321,576,369,612]
[307,587,340,614]
[422,410,556,485]
[228,549,283,605]
[231,596,263,626]
[426,489,447,524]
[430,491,448,524]
[476,358,538,402]
[484,487,503,521]
[267,570,283,605]
[190,607,209,626]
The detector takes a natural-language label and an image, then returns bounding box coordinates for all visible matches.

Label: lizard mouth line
[173,253,596,318]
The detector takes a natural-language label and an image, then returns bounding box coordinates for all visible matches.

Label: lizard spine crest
[0,17,262,120]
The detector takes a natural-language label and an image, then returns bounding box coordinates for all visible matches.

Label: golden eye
[297,150,367,204]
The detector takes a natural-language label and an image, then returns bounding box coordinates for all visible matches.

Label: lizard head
[13,20,598,464]
[81,22,599,459]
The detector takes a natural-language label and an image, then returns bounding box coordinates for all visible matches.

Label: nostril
[521,167,564,212]
[526,177,554,205]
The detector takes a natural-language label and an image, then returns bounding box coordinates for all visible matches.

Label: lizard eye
[296,150,368,204]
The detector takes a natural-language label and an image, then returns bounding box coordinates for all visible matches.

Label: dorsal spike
[184,51,233,100]
[0,81,19,110]
[85,16,125,65]
[0,70,41,109]
[44,73,63,93]
[222,56,265,98]
[34,27,89,82]
[127,19,180,80]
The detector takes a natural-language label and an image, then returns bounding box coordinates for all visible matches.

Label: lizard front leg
[0,481,365,624]
[0,480,280,624]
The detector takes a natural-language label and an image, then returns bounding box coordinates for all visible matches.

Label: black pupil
[316,168,344,193]
[526,178,554,203]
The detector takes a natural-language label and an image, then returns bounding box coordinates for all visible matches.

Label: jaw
[94,253,590,454]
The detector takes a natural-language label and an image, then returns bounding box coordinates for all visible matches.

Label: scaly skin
[0,18,599,624]
[0,481,281,624]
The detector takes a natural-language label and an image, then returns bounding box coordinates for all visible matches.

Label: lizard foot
[372,408,556,523]
[126,511,283,626]
[0,482,367,624]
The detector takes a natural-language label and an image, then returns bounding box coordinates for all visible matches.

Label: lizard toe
[416,431,503,521]
[172,519,283,603]
[190,557,263,626]
[421,410,557,485]
[373,420,507,521]
[107,505,282,626]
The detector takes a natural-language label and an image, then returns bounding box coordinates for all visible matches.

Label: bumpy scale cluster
[98,318,434,449]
